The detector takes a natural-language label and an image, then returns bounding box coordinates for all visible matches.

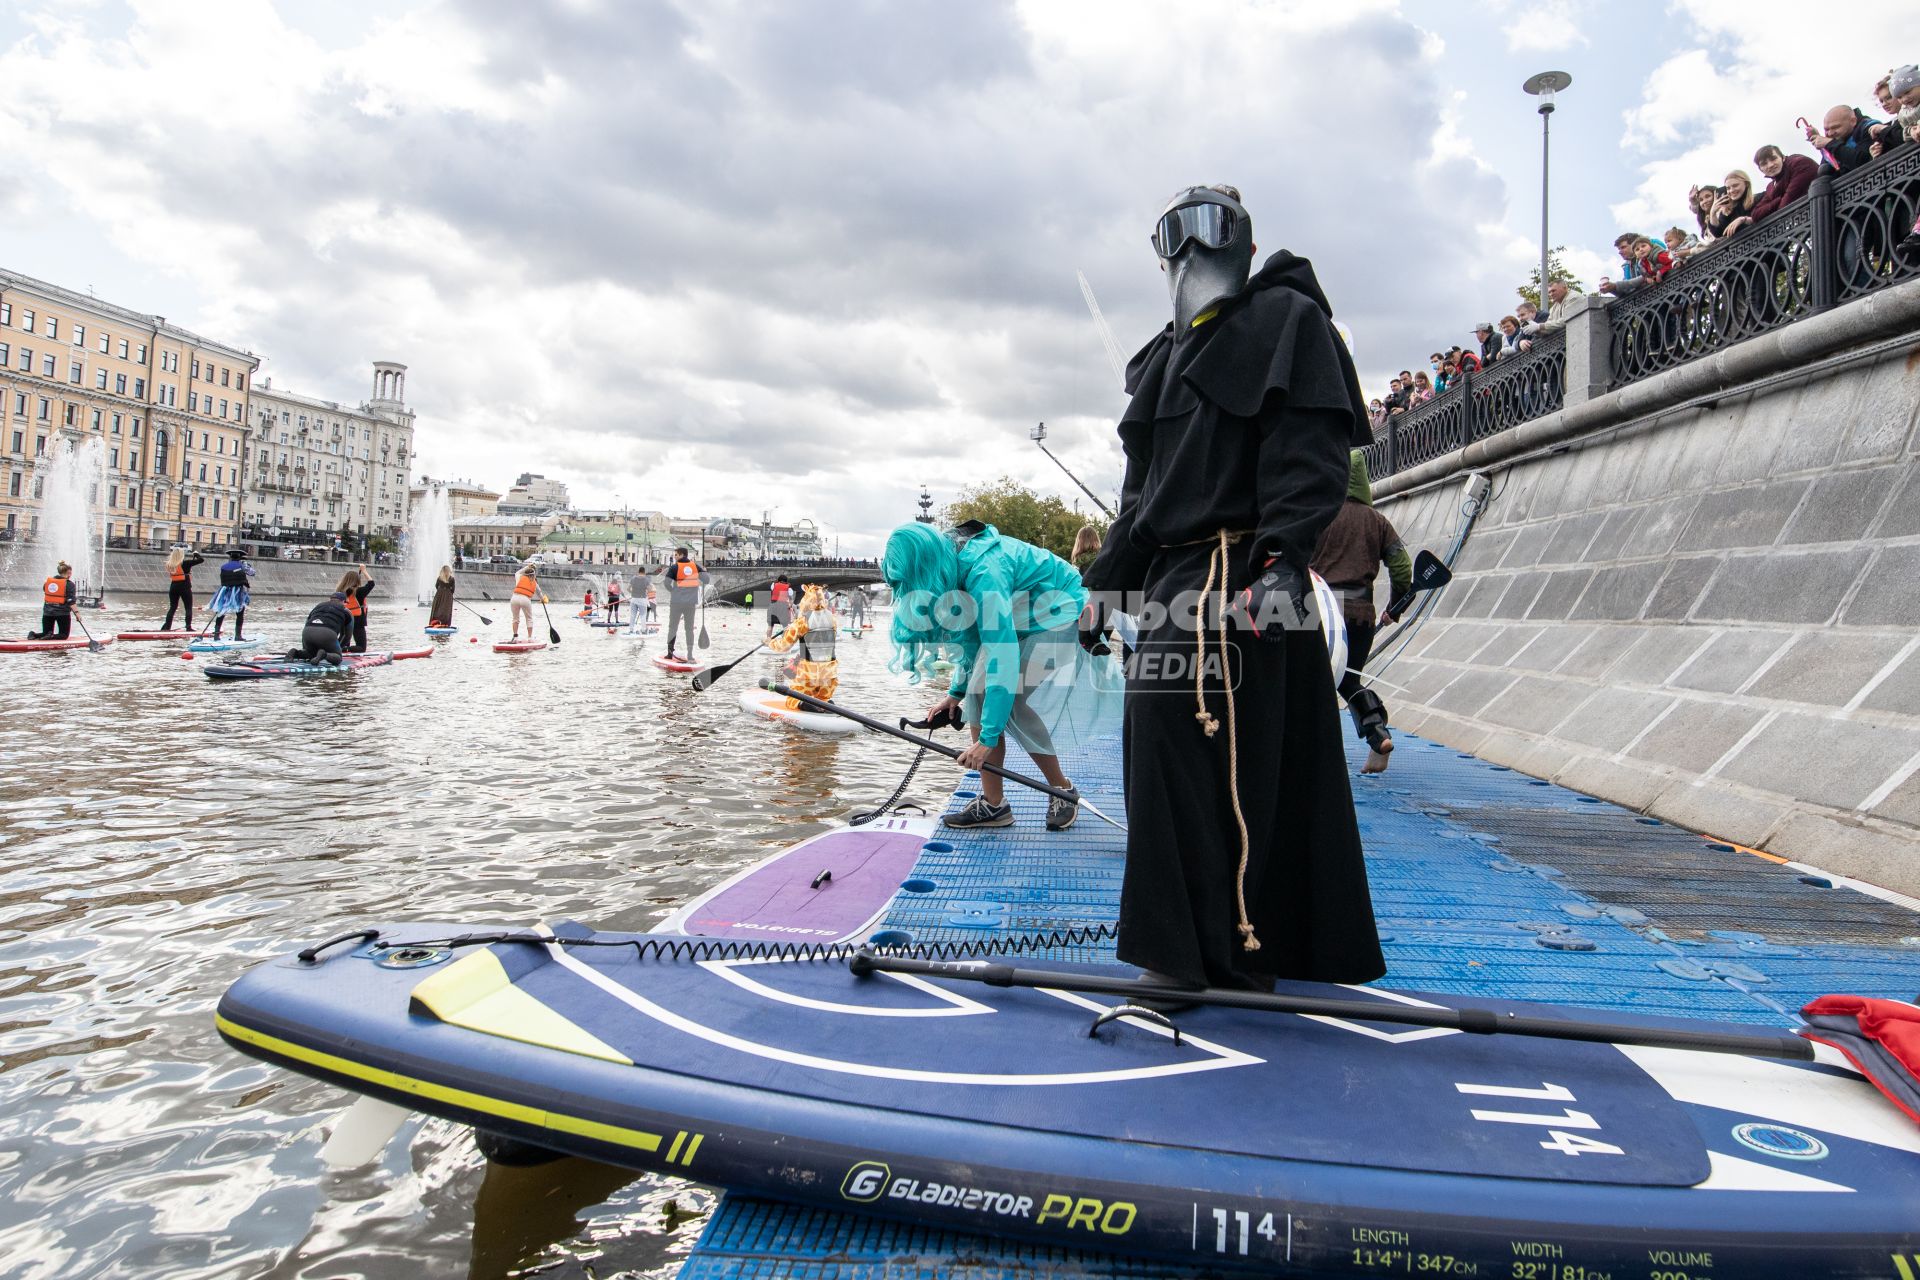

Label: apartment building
[244,363,415,543]
[0,270,259,548]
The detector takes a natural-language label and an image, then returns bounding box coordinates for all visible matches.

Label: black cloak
[1083,250,1385,990]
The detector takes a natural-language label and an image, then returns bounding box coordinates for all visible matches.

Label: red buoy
[180,652,194,661]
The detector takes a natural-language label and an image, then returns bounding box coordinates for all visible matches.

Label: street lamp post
[1523,71,1571,314]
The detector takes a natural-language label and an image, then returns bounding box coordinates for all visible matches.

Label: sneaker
[943,796,1014,828]
[1046,784,1080,831]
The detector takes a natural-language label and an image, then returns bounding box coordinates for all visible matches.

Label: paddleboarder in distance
[768,574,793,636]
[663,546,703,659]
[1079,183,1385,994]
[27,561,76,640]
[344,564,376,653]
[1311,450,1412,774]
[160,547,205,631]
[428,566,456,629]
[509,562,546,642]
[208,548,255,642]
[629,565,653,629]
[605,574,622,626]
[767,582,840,708]
[288,590,352,667]
[883,520,1095,832]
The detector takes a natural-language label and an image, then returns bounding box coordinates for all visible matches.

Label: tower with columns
[371,361,407,408]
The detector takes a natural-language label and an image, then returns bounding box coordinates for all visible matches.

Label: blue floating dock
[679,731,1920,1278]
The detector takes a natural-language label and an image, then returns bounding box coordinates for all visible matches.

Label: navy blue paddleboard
[218,922,1920,1275]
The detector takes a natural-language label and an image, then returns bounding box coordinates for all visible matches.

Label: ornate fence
[1833,146,1920,305]
[1366,149,1920,480]
[1362,331,1564,479]
[1608,201,1817,387]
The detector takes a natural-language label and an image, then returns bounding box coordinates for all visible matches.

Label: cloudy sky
[3,0,1914,553]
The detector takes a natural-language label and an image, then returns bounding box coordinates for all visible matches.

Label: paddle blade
[691,643,763,692]
[549,624,561,645]
[1412,548,1452,590]
[698,622,710,648]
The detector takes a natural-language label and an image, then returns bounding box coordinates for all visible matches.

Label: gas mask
[1152,186,1254,330]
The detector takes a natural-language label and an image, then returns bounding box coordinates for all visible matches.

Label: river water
[0,594,938,1279]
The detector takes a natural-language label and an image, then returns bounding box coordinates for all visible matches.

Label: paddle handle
[762,680,1077,805]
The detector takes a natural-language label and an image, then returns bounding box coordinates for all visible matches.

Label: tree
[942,478,1107,561]
[1516,247,1586,310]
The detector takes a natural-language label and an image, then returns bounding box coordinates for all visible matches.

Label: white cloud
[1610,3,1920,237]
[1,0,1539,548]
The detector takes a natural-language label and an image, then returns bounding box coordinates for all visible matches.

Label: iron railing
[1362,330,1564,478]
[1366,148,1920,479]
[1609,200,1817,387]
[1833,144,1920,304]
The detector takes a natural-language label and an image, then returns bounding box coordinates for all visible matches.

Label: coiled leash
[849,703,964,826]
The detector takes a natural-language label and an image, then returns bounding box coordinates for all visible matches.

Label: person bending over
[291,591,353,666]
[884,519,1087,833]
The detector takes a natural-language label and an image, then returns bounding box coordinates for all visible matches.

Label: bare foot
[1362,735,1393,774]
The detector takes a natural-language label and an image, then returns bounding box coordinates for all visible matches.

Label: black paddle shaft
[850,952,1816,1061]
[763,680,1075,805]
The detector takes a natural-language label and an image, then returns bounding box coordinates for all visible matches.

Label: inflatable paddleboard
[0,636,113,652]
[659,817,934,944]
[203,648,431,680]
[187,637,265,653]
[424,625,458,636]
[115,630,198,642]
[652,655,703,672]
[493,640,548,654]
[739,687,861,735]
[218,926,1920,1276]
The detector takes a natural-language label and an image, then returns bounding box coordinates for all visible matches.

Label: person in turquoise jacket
[883,520,1100,832]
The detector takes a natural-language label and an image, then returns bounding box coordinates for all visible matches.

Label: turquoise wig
[883,522,964,684]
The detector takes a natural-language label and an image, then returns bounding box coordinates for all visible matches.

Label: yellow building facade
[0,270,259,550]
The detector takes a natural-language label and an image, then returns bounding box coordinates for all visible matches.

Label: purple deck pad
[677,822,930,943]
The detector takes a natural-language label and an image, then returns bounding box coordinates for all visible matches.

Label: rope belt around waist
[1189,528,1260,956]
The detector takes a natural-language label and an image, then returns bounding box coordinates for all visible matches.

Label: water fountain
[28,437,108,602]
[407,483,453,605]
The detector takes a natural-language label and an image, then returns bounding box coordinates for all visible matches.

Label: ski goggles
[1150,201,1241,258]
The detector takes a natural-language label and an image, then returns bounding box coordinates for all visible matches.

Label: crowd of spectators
[1365,63,1920,434]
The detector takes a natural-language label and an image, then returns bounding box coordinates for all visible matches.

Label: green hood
[1347,450,1373,505]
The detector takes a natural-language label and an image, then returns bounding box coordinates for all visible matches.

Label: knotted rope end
[1237,924,1262,952]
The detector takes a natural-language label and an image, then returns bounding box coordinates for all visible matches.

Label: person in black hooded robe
[1080,184,1384,992]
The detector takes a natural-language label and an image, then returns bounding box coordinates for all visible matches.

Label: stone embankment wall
[1370,278,1920,895]
[0,548,532,601]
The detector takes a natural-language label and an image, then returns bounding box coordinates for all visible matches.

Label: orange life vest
[343,592,364,619]
[169,565,186,582]
[771,581,791,602]
[672,560,701,586]
[43,576,66,606]
[514,573,538,598]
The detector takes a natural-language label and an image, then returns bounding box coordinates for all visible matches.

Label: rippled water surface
[0,596,938,1279]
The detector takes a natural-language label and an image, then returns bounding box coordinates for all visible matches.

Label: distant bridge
[701,560,882,606]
